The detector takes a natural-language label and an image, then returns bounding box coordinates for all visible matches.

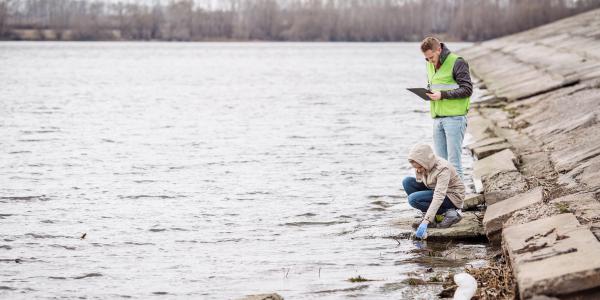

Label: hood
[408,144,437,171]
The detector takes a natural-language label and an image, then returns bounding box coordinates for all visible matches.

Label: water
[0,42,473,299]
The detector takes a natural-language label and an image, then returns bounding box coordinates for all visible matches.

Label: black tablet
[407,88,432,101]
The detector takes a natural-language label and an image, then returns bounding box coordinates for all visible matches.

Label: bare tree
[2,0,600,42]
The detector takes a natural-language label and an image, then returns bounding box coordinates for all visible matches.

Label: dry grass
[465,255,516,300]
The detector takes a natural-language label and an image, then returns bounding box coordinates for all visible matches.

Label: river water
[0,42,474,299]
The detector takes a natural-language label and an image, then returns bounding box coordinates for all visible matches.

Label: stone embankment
[459,8,600,300]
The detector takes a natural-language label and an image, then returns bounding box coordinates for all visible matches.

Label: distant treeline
[1,0,599,42]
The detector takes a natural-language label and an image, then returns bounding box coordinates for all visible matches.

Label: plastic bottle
[453,273,477,300]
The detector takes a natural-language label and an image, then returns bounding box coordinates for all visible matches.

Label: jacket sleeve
[441,58,473,99]
[423,168,451,223]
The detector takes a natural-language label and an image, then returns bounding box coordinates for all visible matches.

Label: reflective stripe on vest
[429,83,460,90]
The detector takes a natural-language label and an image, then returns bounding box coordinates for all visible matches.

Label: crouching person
[402,144,465,239]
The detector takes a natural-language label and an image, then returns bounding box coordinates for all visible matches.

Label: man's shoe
[437,209,462,228]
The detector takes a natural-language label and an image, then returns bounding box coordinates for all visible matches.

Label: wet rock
[402,278,427,285]
[393,212,485,241]
[463,194,484,211]
[503,214,600,299]
[483,187,543,241]
[238,293,284,300]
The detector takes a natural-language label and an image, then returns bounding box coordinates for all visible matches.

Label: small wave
[295,212,317,217]
[0,195,50,202]
[123,242,155,246]
[370,200,392,208]
[133,180,156,183]
[282,220,348,227]
[170,227,189,231]
[313,284,369,294]
[119,195,182,200]
[73,273,103,279]
[0,286,17,291]
[25,233,74,239]
[369,207,386,212]
[50,244,76,250]
[21,130,58,134]
[367,195,402,199]
[245,191,271,195]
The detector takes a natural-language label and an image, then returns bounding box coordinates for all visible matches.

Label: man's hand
[426,91,442,101]
[415,222,428,239]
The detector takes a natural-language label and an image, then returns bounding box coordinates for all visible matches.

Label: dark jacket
[437,43,473,99]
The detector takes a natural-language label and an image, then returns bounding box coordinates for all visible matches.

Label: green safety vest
[426,53,470,118]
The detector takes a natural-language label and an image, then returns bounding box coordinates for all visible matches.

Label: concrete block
[472,142,512,159]
[463,194,485,210]
[483,187,543,238]
[466,137,506,152]
[473,149,517,181]
[467,115,495,142]
[550,192,600,240]
[503,214,600,299]
[482,171,529,205]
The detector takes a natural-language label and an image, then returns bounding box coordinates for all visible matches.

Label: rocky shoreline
[456,8,600,300]
[238,9,600,300]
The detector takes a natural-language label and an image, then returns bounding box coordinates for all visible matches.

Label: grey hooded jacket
[408,144,465,223]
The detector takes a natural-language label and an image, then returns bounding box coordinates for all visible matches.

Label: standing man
[421,37,472,180]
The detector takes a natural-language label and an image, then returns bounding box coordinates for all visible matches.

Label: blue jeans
[433,115,467,180]
[402,176,457,215]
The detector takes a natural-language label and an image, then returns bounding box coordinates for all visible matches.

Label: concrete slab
[393,212,485,241]
[482,171,529,205]
[466,137,506,152]
[483,187,543,238]
[463,194,485,211]
[473,149,517,180]
[503,214,600,299]
[472,142,512,159]
[550,192,600,240]
[519,151,555,177]
[467,115,495,142]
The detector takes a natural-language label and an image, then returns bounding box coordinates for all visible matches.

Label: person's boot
[437,209,462,228]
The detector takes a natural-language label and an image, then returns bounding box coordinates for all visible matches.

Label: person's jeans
[402,176,457,215]
[433,115,467,180]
